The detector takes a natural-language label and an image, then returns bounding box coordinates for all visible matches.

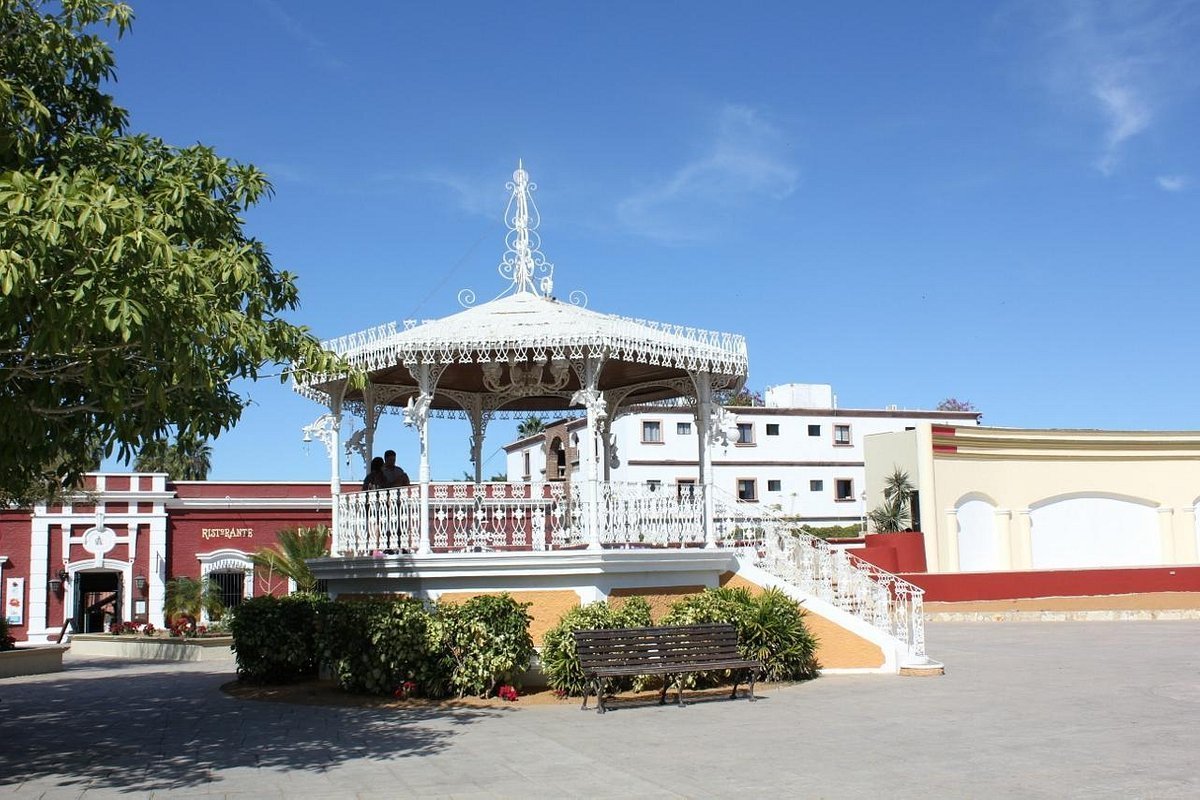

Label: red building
[0,473,331,644]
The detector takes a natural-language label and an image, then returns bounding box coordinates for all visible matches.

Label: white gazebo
[295,163,749,556]
[293,163,930,669]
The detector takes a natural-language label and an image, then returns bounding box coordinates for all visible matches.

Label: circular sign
[82,526,117,556]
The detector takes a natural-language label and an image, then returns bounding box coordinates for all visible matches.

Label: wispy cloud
[1156,174,1189,191]
[616,105,799,244]
[254,0,347,74]
[1026,1,1199,175]
[411,169,508,216]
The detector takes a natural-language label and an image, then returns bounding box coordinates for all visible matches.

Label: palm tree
[134,431,213,480]
[517,416,545,438]
[866,468,916,533]
[164,576,225,631]
[250,526,331,594]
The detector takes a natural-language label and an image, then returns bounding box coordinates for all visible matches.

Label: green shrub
[663,587,819,682]
[316,597,445,697]
[540,597,653,696]
[797,524,863,539]
[432,593,535,698]
[228,593,327,684]
[0,617,16,651]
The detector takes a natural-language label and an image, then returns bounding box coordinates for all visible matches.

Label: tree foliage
[866,467,916,533]
[163,575,224,631]
[715,387,764,407]
[133,430,212,480]
[0,0,344,504]
[250,525,330,595]
[936,397,977,412]
[516,415,545,438]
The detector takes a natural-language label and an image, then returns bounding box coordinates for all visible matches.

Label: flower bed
[69,633,234,662]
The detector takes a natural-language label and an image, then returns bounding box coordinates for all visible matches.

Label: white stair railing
[707,490,926,659]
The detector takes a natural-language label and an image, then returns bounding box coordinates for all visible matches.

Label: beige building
[865,425,1200,574]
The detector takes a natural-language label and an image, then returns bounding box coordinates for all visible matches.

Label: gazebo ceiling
[295,164,748,415]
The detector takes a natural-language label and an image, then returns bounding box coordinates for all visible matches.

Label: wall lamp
[48,568,68,594]
[134,574,147,592]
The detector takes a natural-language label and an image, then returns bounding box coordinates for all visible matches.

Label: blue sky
[98,1,1200,481]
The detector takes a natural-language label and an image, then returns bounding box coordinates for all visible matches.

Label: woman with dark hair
[362,456,387,490]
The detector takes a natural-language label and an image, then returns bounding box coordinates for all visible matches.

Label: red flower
[497,685,519,702]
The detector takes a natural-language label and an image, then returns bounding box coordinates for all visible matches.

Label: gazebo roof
[295,163,747,415]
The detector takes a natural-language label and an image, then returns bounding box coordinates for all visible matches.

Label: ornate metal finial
[499,160,554,297]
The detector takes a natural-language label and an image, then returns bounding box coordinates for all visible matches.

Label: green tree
[133,430,213,480]
[715,387,764,406]
[0,1,345,505]
[250,525,330,595]
[866,467,916,533]
[516,416,545,438]
[163,576,224,632]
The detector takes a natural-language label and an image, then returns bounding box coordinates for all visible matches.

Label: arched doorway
[74,570,121,633]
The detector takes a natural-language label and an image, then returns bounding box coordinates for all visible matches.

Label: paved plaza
[2,621,1198,799]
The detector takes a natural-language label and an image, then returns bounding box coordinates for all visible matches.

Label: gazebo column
[468,402,486,484]
[302,390,344,554]
[573,358,606,551]
[363,384,377,465]
[695,374,717,549]
[405,364,439,555]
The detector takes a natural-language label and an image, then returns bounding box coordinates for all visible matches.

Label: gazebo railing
[336,482,581,554]
[334,480,923,658]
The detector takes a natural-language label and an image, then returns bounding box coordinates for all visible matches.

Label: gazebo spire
[500,160,554,297]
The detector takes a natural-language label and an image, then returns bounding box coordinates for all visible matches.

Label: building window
[522,452,531,480]
[766,423,780,436]
[808,424,821,437]
[736,423,754,445]
[767,479,782,492]
[677,421,692,436]
[834,424,851,446]
[736,479,758,502]
[677,479,696,500]
[810,479,824,492]
[835,478,854,501]
[642,420,663,443]
[646,480,662,493]
[209,571,245,610]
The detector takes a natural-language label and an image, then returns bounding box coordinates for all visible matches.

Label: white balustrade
[333,480,924,658]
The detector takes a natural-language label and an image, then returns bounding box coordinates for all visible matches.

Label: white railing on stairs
[334,480,924,658]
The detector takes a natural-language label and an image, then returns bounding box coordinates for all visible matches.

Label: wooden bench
[573,623,761,713]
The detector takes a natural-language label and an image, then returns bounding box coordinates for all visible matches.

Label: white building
[505,383,981,527]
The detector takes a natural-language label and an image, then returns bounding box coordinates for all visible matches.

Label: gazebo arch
[295,163,748,555]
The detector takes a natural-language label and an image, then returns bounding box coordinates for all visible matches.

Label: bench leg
[676,674,685,707]
[730,675,740,700]
[581,678,591,711]
[596,678,606,714]
[749,669,757,702]
[659,676,669,705]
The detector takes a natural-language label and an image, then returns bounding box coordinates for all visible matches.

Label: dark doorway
[209,570,245,612]
[75,571,121,633]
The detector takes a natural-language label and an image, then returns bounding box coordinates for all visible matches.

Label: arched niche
[954,497,998,572]
[1029,494,1160,569]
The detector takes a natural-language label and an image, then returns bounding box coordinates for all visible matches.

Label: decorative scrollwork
[568,289,588,308]
[457,288,476,308]
[498,161,555,297]
[302,414,340,459]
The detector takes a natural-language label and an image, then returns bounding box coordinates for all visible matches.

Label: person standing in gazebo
[382,449,411,488]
